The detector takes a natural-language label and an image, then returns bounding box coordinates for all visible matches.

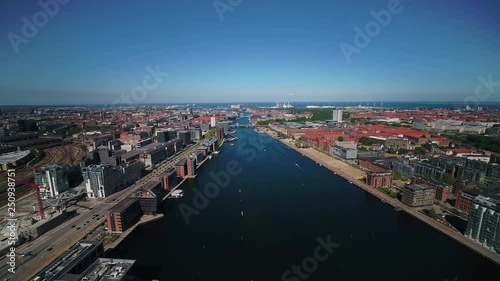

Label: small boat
[239,189,241,193]
[170,190,184,198]
[348,181,353,184]
[241,211,244,217]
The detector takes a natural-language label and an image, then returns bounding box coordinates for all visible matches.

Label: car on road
[47,247,53,251]
[71,225,75,228]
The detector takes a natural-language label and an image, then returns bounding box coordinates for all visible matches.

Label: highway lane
[0,144,202,280]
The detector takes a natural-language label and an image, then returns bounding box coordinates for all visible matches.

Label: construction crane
[15,179,45,220]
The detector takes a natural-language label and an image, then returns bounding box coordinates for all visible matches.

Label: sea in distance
[3,101,500,109]
[108,115,500,281]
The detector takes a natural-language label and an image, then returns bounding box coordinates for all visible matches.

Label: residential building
[216,127,224,140]
[332,109,343,122]
[186,157,197,177]
[465,192,500,253]
[175,160,187,178]
[81,164,122,198]
[131,181,163,215]
[156,167,177,190]
[106,198,143,233]
[402,184,435,207]
[366,172,392,188]
[177,130,191,146]
[34,164,70,199]
[456,189,480,213]
[392,160,415,178]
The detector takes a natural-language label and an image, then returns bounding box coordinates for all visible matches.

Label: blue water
[109,115,500,280]
[4,101,500,109]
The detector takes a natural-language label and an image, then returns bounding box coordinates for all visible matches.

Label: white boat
[348,181,353,184]
[170,190,184,198]
[241,211,244,217]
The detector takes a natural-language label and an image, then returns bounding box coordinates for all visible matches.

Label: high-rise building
[216,127,224,140]
[465,193,500,253]
[211,116,217,127]
[81,164,123,198]
[186,157,197,177]
[177,131,191,146]
[332,109,343,122]
[34,164,70,199]
[189,128,202,141]
[156,130,170,143]
[175,160,187,178]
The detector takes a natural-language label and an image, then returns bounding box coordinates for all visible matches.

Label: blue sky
[0,0,499,105]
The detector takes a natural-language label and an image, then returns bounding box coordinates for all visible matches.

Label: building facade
[34,164,70,199]
[106,198,143,233]
[465,194,500,253]
[402,184,435,207]
[328,145,357,160]
[81,164,123,198]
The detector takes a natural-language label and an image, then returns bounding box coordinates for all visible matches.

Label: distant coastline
[2,101,500,108]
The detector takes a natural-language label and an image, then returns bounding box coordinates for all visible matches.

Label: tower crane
[15,179,45,220]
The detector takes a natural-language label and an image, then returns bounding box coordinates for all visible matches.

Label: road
[0,143,202,280]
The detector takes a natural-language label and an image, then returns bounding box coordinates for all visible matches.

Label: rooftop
[0,149,31,164]
[76,258,135,281]
[108,198,139,213]
[405,184,434,192]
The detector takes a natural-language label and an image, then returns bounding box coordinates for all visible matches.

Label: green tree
[337,136,344,141]
[442,173,455,185]
[414,147,427,155]
[425,208,439,219]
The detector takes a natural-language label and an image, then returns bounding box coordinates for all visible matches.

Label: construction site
[0,143,87,206]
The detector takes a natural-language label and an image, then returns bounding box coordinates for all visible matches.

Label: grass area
[423,208,440,219]
[376,187,398,198]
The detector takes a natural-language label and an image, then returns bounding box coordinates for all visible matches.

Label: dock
[162,178,187,201]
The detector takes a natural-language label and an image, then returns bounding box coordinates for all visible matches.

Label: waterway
[110,116,500,281]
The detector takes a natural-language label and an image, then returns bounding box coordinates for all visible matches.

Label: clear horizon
[1,0,499,105]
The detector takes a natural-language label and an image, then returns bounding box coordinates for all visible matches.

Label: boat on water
[228,143,235,146]
[241,211,244,217]
[170,190,184,198]
[348,181,353,184]
[226,137,239,142]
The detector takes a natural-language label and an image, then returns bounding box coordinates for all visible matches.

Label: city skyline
[1,0,499,105]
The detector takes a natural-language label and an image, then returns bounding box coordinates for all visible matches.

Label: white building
[332,109,343,122]
[34,164,69,199]
[210,116,217,127]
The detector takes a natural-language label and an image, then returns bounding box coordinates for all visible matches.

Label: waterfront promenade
[262,127,500,266]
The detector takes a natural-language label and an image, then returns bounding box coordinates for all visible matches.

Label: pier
[162,178,187,201]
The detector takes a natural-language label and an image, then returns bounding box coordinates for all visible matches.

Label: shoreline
[261,127,500,266]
